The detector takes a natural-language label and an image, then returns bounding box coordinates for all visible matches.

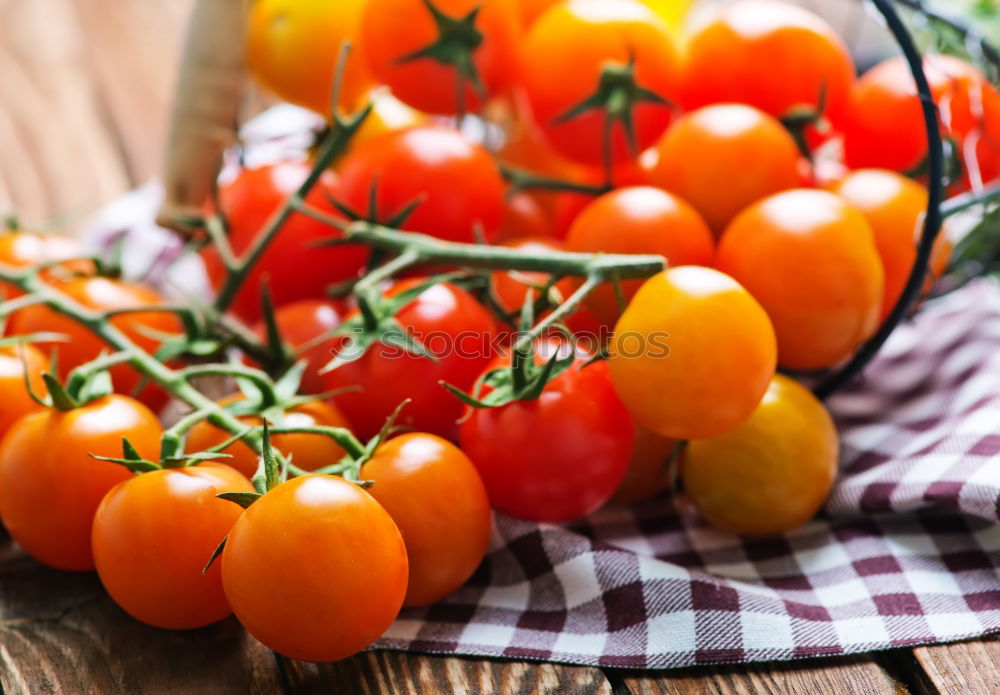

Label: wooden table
[0,1,997,692]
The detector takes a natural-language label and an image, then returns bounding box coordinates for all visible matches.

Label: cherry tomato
[565,186,715,326]
[680,1,854,133]
[363,433,491,606]
[608,425,679,506]
[91,462,254,629]
[10,277,180,412]
[0,343,47,440]
[349,90,430,153]
[246,0,373,116]
[0,230,89,302]
[336,127,506,244]
[844,55,1000,187]
[250,298,344,395]
[517,0,680,166]
[221,475,408,662]
[516,0,559,26]
[683,374,838,535]
[499,192,552,241]
[827,169,952,322]
[716,189,884,371]
[322,280,498,441]
[186,394,350,479]
[460,351,634,522]
[644,104,804,234]
[609,266,777,440]
[360,0,520,115]
[203,162,366,324]
[0,394,162,571]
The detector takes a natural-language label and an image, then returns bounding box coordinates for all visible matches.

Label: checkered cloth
[377,278,1000,669]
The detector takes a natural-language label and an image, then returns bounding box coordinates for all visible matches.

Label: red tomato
[336,127,506,244]
[0,394,162,571]
[517,0,681,166]
[716,190,884,370]
[0,343,47,440]
[460,351,634,522]
[92,463,254,629]
[644,104,804,234]
[203,162,367,323]
[186,394,350,479]
[499,192,553,241]
[322,280,498,441]
[250,298,344,394]
[565,186,715,326]
[10,277,180,412]
[680,1,854,133]
[363,433,491,606]
[360,0,521,115]
[221,475,408,662]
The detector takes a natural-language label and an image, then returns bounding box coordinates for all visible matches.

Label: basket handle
[156,0,249,234]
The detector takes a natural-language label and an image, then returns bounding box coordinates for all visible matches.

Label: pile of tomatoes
[0,0,994,665]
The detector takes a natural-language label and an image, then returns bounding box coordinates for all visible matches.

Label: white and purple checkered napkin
[378,278,1000,669]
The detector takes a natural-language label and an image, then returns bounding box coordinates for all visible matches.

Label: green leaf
[216,491,263,509]
[202,536,227,574]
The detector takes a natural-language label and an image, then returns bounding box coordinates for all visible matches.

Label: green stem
[353,250,421,328]
[499,163,610,197]
[268,425,366,461]
[179,364,280,407]
[941,182,1000,218]
[512,273,601,355]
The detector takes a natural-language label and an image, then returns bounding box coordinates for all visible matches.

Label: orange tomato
[716,189,885,370]
[0,343,47,440]
[608,425,679,506]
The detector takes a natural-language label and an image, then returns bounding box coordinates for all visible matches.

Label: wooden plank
[0,537,285,694]
[621,657,907,695]
[914,638,1000,695]
[283,651,613,695]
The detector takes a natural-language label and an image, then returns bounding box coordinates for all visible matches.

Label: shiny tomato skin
[221,475,408,663]
[609,266,777,440]
[0,231,90,305]
[246,0,373,116]
[644,104,803,235]
[499,192,553,241]
[9,277,180,412]
[91,463,254,629]
[0,395,162,571]
[517,0,681,166]
[827,169,951,321]
[716,189,885,371]
[683,374,839,535]
[186,395,350,479]
[680,1,854,130]
[360,0,521,115]
[322,280,498,441]
[0,344,47,440]
[565,186,715,326]
[363,433,491,606]
[460,355,634,522]
[336,127,506,244]
[203,162,367,323]
[250,298,344,395]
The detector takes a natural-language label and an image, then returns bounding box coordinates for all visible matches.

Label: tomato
[322,280,498,441]
[827,169,952,322]
[644,104,804,234]
[516,0,680,166]
[349,89,429,153]
[336,127,506,244]
[363,433,491,606]
[0,394,161,571]
[246,0,373,116]
[221,475,408,662]
[460,351,634,522]
[0,343,47,440]
[609,266,776,440]
[186,395,350,479]
[250,298,344,395]
[499,192,552,241]
[360,0,520,115]
[9,277,180,412]
[683,374,838,535]
[516,0,558,26]
[92,462,253,629]
[0,230,89,303]
[203,162,367,324]
[844,55,1000,185]
[716,189,884,371]
[490,237,602,337]
[565,186,715,326]
[608,425,678,506]
[680,1,854,132]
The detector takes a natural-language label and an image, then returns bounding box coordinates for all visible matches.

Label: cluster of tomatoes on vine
[0,0,995,666]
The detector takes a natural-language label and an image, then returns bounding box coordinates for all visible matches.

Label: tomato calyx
[780,84,829,162]
[442,343,575,409]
